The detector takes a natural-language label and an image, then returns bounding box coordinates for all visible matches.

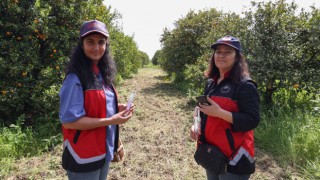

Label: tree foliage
[244,0,300,103]
[159,0,320,103]
[0,0,147,125]
[138,50,150,67]
[160,9,221,81]
[151,50,162,65]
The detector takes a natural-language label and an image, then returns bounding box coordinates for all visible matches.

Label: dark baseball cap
[79,20,109,38]
[211,35,241,51]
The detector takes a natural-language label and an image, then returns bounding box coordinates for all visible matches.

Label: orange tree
[159,9,222,82]
[0,0,116,128]
[110,30,141,78]
[292,7,320,93]
[0,0,90,131]
[160,0,320,103]
[151,50,162,65]
[243,0,320,104]
[138,50,150,67]
[159,9,246,95]
[0,0,55,126]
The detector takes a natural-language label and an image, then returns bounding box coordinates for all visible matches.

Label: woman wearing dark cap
[59,20,134,179]
[190,35,260,180]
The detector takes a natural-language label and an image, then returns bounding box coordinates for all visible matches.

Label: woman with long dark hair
[59,20,133,179]
[191,35,260,180]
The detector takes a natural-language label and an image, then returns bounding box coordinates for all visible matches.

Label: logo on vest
[220,84,231,94]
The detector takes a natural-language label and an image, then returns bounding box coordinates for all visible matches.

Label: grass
[0,112,61,178]
[0,67,205,179]
[255,93,320,179]
[0,66,319,179]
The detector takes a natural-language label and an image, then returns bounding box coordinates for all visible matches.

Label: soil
[4,67,289,180]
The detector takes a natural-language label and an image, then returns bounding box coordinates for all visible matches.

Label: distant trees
[151,50,162,65]
[0,0,148,125]
[138,51,150,67]
[159,9,221,81]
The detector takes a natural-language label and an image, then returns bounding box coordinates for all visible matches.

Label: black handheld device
[196,95,211,106]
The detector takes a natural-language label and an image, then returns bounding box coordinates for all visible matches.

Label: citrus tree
[0,0,65,126]
[0,0,144,127]
[243,0,320,103]
[292,7,320,93]
[139,50,150,67]
[151,50,162,65]
[160,9,222,82]
[160,9,246,95]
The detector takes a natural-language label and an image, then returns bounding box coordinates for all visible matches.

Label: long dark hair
[205,50,250,83]
[65,39,116,88]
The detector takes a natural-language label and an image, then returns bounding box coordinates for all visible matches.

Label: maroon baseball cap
[211,35,241,51]
[79,20,109,38]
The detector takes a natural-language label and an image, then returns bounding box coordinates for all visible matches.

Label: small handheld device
[126,92,135,111]
[196,95,211,106]
[193,107,201,137]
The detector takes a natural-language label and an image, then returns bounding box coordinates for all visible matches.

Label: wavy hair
[65,38,116,88]
[205,50,250,83]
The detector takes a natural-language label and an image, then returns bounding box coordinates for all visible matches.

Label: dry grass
[110,68,204,180]
[4,67,287,180]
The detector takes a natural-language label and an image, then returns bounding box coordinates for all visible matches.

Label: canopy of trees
[157,0,320,103]
[0,0,149,125]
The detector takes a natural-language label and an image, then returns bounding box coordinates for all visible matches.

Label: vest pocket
[225,128,235,152]
[73,130,81,144]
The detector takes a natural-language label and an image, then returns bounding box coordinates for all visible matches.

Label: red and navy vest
[200,77,258,175]
[62,73,119,172]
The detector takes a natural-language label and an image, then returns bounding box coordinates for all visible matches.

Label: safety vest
[205,96,254,162]
[200,77,257,175]
[62,74,119,172]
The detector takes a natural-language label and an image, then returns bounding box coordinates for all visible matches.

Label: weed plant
[255,88,320,179]
[0,114,61,177]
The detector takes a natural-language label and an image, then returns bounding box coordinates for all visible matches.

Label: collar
[91,64,100,75]
[213,70,231,82]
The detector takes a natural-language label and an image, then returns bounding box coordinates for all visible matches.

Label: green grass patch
[256,90,320,179]
[0,115,62,177]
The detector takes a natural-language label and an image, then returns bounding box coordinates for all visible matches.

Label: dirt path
[111,67,284,180]
[5,67,285,180]
[109,67,204,179]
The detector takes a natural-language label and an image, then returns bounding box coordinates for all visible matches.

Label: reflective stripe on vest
[229,146,254,165]
[64,140,106,164]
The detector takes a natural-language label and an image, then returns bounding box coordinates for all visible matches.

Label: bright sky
[104,0,319,58]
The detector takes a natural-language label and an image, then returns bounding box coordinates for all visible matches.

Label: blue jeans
[67,160,110,180]
[206,170,250,180]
